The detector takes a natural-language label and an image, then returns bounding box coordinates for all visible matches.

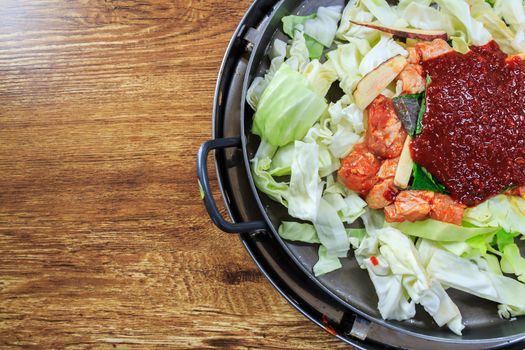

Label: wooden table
[0,1,350,348]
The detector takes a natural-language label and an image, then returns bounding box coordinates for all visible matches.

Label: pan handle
[197,137,267,233]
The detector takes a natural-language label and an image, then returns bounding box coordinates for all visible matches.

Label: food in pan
[247,0,525,335]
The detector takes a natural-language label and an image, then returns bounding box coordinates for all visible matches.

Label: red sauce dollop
[411,41,525,206]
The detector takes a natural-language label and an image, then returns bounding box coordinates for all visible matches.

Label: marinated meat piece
[377,157,400,180]
[384,190,434,222]
[366,178,399,209]
[398,63,425,95]
[366,157,400,209]
[416,39,453,61]
[366,95,407,159]
[407,47,422,64]
[338,143,381,195]
[430,193,466,225]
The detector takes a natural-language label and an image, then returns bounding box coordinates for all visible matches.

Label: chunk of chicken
[366,179,399,209]
[366,157,401,209]
[385,190,465,225]
[407,47,422,64]
[430,193,466,225]
[366,95,407,159]
[377,157,400,180]
[398,63,425,95]
[385,190,434,222]
[338,143,381,195]
[415,39,452,61]
[521,187,525,199]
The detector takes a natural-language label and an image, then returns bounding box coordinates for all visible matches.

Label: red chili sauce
[411,41,525,206]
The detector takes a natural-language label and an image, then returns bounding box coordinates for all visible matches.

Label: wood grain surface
[0,1,350,348]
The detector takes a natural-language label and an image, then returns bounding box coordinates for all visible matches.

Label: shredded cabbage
[464,195,525,234]
[288,141,323,222]
[358,34,408,76]
[390,219,500,242]
[250,140,289,206]
[304,6,343,48]
[360,0,408,27]
[434,0,493,45]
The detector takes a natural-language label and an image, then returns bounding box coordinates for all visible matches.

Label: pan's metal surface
[237,0,525,344]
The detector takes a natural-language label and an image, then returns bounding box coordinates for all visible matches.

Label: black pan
[198,0,525,345]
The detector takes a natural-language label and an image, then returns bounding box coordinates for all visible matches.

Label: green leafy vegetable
[314,245,342,276]
[288,141,323,222]
[434,0,492,45]
[496,230,519,251]
[253,64,327,147]
[501,244,525,282]
[303,6,343,48]
[360,0,408,27]
[415,96,425,135]
[282,14,316,38]
[464,195,525,234]
[250,140,289,206]
[281,11,337,59]
[422,241,525,316]
[390,219,499,242]
[278,221,320,243]
[411,163,447,193]
[305,35,324,59]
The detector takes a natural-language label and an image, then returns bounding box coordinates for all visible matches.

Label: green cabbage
[314,245,342,276]
[501,244,525,282]
[314,197,351,257]
[424,243,525,313]
[390,219,499,242]
[434,0,493,45]
[281,14,326,59]
[360,0,408,27]
[246,39,286,110]
[302,59,338,97]
[468,0,517,54]
[288,141,323,222]
[278,221,320,243]
[286,28,310,72]
[303,6,343,48]
[250,140,289,206]
[401,2,451,31]
[252,64,327,147]
[464,195,525,234]
[282,14,315,37]
[357,214,464,334]
[358,34,408,76]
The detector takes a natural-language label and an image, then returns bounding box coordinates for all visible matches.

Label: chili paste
[411,41,525,206]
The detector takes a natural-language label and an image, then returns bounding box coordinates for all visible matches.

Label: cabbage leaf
[434,0,492,45]
[359,35,408,76]
[304,6,343,48]
[463,195,525,235]
[390,219,499,242]
[253,64,327,147]
[288,141,323,222]
[250,140,289,206]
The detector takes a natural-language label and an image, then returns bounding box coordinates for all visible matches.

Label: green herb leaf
[411,163,447,193]
[414,75,431,135]
[415,95,426,135]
